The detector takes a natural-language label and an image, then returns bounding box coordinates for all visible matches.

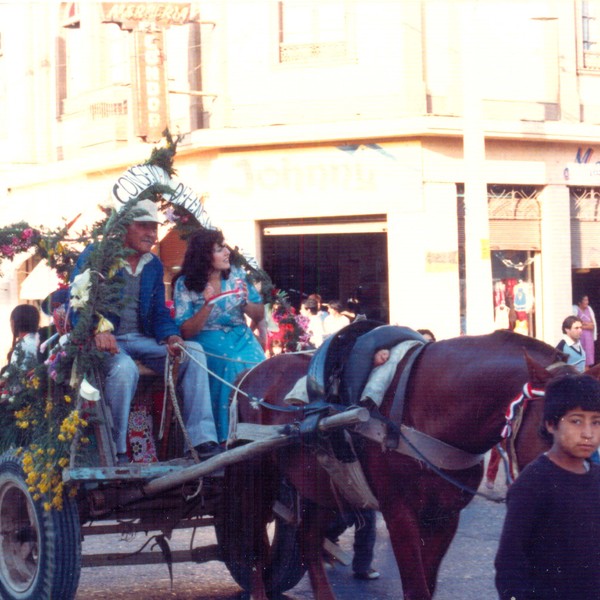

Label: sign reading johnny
[111,164,214,230]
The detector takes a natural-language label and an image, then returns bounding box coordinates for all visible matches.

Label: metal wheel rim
[0,476,41,593]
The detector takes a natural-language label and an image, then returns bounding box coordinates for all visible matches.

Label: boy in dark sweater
[495,374,600,600]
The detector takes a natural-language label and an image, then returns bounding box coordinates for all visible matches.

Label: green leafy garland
[0,129,278,510]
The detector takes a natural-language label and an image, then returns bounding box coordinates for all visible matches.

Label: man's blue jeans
[102,333,217,454]
[327,508,377,574]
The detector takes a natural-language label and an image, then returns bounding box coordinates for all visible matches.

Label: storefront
[458,184,541,337]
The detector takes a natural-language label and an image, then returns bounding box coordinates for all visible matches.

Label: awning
[20,261,61,300]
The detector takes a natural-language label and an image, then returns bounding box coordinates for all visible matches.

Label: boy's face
[546,408,600,460]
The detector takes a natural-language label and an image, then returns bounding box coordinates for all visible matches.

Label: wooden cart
[0,367,367,600]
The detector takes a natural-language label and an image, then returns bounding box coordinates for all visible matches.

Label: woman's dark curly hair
[176,228,230,293]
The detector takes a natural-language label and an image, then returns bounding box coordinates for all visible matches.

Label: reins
[168,344,552,505]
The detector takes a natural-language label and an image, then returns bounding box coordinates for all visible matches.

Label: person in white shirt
[323,299,351,338]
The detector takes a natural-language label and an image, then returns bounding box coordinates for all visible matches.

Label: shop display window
[492,250,536,337]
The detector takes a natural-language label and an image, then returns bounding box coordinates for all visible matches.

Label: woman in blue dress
[174,229,266,442]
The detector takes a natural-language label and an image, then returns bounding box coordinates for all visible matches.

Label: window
[278,0,354,65]
[581,1,600,69]
[570,187,600,268]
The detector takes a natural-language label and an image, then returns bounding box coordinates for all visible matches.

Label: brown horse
[222,329,590,600]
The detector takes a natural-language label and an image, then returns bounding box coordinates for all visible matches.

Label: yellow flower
[64,395,72,404]
[95,314,114,334]
[43,502,51,512]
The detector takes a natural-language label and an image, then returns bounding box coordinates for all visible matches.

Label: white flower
[70,269,92,309]
[79,377,100,402]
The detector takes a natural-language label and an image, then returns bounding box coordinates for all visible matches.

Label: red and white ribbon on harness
[501,382,545,439]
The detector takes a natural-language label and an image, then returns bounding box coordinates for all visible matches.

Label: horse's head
[513,352,594,471]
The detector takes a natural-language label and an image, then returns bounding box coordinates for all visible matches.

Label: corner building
[1,1,600,355]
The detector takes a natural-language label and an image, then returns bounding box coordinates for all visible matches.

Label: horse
[221,328,591,600]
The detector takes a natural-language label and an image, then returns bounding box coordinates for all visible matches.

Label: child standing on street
[494,374,600,600]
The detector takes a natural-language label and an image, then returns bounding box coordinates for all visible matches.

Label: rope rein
[165,356,200,463]
[173,343,264,406]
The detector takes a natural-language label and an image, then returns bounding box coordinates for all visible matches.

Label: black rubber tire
[0,451,82,600]
[215,460,306,597]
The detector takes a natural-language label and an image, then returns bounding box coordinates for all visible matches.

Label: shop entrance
[261,217,389,322]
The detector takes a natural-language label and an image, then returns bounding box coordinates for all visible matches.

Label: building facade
[1,0,600,359]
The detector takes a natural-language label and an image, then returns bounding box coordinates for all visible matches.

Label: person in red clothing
[495,374,600,600]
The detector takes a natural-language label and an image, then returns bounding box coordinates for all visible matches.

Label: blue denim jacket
[72,244,179,343]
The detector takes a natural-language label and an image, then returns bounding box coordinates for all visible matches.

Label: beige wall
[4,1,600,352]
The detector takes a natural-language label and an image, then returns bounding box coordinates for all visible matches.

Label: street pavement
[75,471,508,599]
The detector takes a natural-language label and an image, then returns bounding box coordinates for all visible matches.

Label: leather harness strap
[354,419,485,471]
[389,343,427,425]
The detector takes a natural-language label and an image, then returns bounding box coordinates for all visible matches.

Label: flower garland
[0,216,95,282]
[0,202,139,510]
[265,288,311,355]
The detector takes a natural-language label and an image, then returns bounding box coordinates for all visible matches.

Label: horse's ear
[585,363,600,380]
[523,350,555,386]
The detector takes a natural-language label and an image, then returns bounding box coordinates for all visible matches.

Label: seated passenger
[173,228,266,442]
[71,200,219,464]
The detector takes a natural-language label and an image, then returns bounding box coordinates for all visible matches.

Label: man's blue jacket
[72,244,179,343]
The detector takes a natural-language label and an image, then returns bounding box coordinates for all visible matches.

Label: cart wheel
[215,459,306,597]
[0,452,82,600]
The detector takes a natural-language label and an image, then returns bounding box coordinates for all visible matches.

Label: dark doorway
[262,231,389,322]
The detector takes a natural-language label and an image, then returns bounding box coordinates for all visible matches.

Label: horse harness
[306,324,485,466]
[234,323,553,507]
[297,324,489,508]
[500,382,546,481]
